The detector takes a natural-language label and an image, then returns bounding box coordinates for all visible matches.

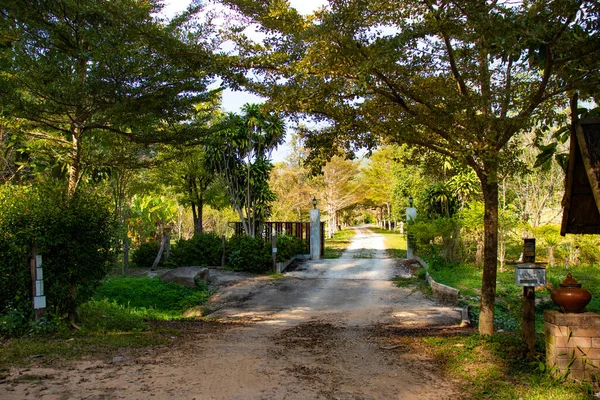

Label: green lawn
[324,228,356,258]
[368,227,407,258]
[417,333,593,399]
[428,262,600,330]
[396,262,598,399]
[0,276,211,368]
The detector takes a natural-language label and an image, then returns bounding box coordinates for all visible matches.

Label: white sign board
[34,296,46,309]
[515,263,546,287]
[35,280,44,296]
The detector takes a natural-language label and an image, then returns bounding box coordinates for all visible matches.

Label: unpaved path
[1,226,467,399]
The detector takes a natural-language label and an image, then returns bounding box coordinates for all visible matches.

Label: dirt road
[2,227,465,399]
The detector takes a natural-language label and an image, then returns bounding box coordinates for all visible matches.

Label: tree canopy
[0,0,221,195]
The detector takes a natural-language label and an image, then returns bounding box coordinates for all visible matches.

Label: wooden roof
[561,119,600,235]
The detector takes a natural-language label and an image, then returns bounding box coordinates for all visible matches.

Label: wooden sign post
[30,245,46,321]
[518,238,543,360]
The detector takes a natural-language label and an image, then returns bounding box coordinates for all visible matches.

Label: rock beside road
[160,267,209,288]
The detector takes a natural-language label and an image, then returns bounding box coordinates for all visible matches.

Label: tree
[207,104,285,237]
[221,0,600,335]
[0,0,219,196]
[315,156,360,238]
[270,162,313,221]
[362,146,398,229]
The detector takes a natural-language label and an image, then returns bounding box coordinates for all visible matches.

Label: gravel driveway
[1,226,466,400]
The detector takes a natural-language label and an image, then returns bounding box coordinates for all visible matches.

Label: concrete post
[406,207,416,258]
[310,208,321,260]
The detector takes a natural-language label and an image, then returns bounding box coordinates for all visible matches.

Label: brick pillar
[544,310,600,385]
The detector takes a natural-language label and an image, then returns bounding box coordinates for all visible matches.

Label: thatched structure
[561,119,600,235]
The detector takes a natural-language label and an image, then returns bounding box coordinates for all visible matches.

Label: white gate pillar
[310,200,321,260]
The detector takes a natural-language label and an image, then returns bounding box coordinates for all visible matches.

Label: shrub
[275,234,305,261]
[78,299,148,333]
[0,184,117,318]
[131,241,162,269]
[226,235,271,273]
[0,307,57,338]
[92,276,209,312]
[169,232,223,267]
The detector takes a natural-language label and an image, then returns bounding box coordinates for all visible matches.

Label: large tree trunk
[68,127,83,196]
[67,126,84,325]
[479,163,499,336]
[191,201,203,235]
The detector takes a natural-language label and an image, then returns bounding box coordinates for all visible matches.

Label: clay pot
[551,273,592,313]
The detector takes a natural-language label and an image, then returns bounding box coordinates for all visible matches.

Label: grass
[395,259,599,397]
[426,261,600,332]
[368,227,407,258]
[0,276,211,368]
[417,333,593,399]
[324,228,356,258]
[352,249,374,258]
[0,331,169,368]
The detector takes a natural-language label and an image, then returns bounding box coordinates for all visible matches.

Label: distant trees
[314,156,360,238]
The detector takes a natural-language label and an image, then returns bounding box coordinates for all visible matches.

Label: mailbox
[515,263,546,287]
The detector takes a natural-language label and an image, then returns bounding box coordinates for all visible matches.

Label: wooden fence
[231,221,325,257]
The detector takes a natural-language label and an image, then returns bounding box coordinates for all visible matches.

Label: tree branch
[22,131,70,144]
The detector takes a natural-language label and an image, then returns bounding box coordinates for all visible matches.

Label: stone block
[586,359,600,370]
[571,327,600,337]
[545,324,570,337]
[160,267,209,288]
[554,347,576,359]
[544,310,600,327]
[556,357,585,370]
[584,348,600,359]
[552,336,591,348]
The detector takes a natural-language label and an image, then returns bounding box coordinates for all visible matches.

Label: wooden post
[522,238,536,360]
[221,235,226,267]
[272,231,277,273]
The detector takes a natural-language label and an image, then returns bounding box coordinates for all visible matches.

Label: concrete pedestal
[544,310,600,384]
[406,207,416,259]
[310,208,321,260]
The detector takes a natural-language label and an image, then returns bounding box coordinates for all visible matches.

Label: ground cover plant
[324,229,356,258]
[395,264,596,398]
[416,332,593,399]
[0,276,211,368]
[426,261,600,332]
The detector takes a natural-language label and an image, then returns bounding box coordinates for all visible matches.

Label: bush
[169,233,223,267]
[0,184,117,318]
[276,234,305,261]
[0,307,57,338]
[131,241,162,269]
[92,276,209,312]
[226,235,271,273]
[78,299,148,333]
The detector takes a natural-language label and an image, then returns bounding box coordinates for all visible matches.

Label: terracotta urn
[551,273,592,313]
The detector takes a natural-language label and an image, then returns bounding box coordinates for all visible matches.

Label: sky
[161,0,328,162]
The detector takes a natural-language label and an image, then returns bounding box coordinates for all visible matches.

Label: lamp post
[310,197,321,259]
[406,196,417,259]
